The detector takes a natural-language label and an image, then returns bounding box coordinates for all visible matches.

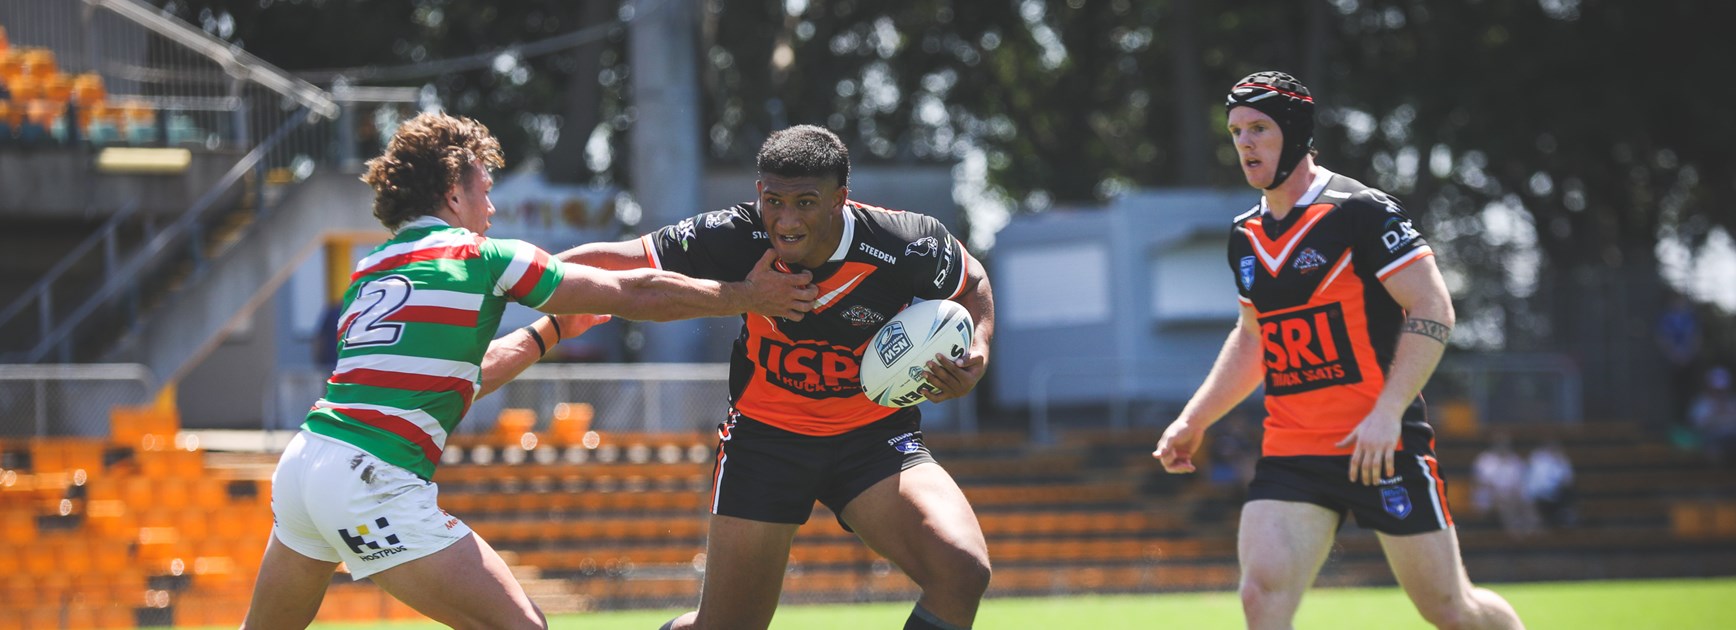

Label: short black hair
[757,125,850,188]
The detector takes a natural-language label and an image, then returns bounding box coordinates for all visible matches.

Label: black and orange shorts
[1246,450,1454,535]
[709,408,935,529]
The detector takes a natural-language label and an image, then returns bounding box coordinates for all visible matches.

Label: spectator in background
[1472,432,1540,538]
[1524,439,1575,529]
[1656,292,1703,427]
[312,300,343,374]
[1689,366,1736,467]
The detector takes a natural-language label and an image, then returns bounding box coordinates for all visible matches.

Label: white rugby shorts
[269,431,472,579]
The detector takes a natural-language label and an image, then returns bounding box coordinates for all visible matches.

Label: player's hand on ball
[1154,420,1204,473]
[919,351,986,403]
[742,249,817,321]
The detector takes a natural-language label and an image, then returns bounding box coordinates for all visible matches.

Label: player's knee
[1413,595,1473,630]
[931,552,992,602]
[1238,574,1296,615]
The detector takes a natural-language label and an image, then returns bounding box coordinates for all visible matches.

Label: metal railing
[0,200,142,360]
[268,363,735,436]
[24,110,324,364]
[0,364,152,437]
[1027,352,1585,442]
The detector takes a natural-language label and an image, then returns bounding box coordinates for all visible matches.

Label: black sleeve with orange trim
[1347,189,1432,279]
[896,213,969,301]
[644,205,763,282]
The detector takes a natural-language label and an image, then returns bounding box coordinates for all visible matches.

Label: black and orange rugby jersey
[1228,168,1437,457]
[640,200,971,436]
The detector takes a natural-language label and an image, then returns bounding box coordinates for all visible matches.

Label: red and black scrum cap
[1226,71,1315,189]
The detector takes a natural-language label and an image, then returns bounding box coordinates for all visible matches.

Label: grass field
[289,578,1736,629]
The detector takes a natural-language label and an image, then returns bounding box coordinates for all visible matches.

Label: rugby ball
[861,299,974,408]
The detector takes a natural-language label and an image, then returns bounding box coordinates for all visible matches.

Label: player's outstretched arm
[1337,254,1454,484]
[923,249,993,403]
[476,314,612,399]
[540,250,816,322]
[554,239,649,271]
[1154,304,1265,472]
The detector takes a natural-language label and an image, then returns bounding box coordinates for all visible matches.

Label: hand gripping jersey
[1229,169,1437,457]
[642,200,971,436]
[302,216,564,479]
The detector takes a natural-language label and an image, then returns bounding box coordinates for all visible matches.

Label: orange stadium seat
[547,402,594,445]
[72,72,105,105]
[42,73,71,103]
[0,49,22,86]
[19,48,55,78]
[494,408,537,444]
[6,74,38,102]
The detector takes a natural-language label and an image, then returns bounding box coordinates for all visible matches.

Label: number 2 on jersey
[342,274,413,348]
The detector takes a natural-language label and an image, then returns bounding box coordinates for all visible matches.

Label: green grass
[296,578,1736,629]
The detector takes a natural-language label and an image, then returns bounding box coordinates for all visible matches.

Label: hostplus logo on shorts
[340,517,409,561]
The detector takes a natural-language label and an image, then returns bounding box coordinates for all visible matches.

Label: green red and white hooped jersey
[302,216,563,479]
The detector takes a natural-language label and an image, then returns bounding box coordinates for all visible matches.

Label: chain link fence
[0,364,151,438]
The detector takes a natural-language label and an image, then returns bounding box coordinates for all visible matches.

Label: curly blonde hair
[361,113,504,230]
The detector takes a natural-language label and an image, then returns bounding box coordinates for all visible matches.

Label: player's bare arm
[921,249,993,403]
[1336,254,1455,484]
[1155,303,1266,473]
[476,314,612,399]
[554,239,649,271]
[539,250,816,322]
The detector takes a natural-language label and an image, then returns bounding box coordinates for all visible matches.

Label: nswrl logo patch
[1381,486,1413,519]
[1239,256,1257,291]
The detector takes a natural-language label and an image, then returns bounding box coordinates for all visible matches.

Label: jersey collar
[1258,165,1335,217]
[825,204,857,263]
[396,215,452,235]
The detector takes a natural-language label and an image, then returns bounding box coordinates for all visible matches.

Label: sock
[904,604,969,630]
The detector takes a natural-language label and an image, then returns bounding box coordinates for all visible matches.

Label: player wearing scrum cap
[1154,72,1524,629]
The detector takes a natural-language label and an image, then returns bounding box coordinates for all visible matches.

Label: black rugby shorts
[1246,449,1454,535]
[709,408,935,529]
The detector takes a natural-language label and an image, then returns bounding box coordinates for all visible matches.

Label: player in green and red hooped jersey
[242,113,818,630]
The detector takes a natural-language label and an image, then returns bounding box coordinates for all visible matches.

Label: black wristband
[545,315,563,343]
[523,325,548,356]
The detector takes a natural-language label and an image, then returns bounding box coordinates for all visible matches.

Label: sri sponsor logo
[1259,303,1362,395]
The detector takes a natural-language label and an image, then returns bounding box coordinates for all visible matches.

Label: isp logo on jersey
[1239,256,1257,290]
